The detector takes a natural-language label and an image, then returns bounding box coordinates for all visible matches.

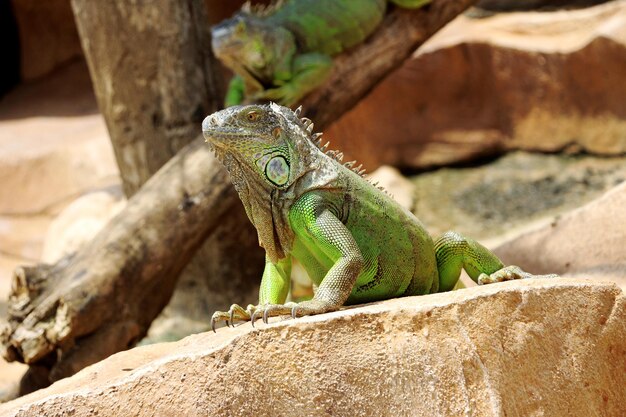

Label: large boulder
[0,59,118,306]
[326,0,626,169]
[0,278,624,416]
[40,190,125,263]
[495,181,626,289]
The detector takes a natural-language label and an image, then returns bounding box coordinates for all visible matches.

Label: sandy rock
[0,278,624,416]
[0,216,53,269]
[0,361,26,403]
[495,181,626,289]
[41,190,125,263]
[0,61,120,402]
[0,59,120,320]
[327,0,626,169]
[0,61,120,215]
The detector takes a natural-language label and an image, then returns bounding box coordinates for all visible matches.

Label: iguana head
[203,103,324,260]
[202,103,315,191]
[211,13,296,92]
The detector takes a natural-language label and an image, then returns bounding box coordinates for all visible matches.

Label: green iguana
[202,104,557,330]
[211,0,431,107]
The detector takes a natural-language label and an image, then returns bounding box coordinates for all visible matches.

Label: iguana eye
[235,20,246,35]
[246,111,260,122]
[265,156,289,186]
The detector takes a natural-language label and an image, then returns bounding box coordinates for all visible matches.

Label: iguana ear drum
[265,156,289,186]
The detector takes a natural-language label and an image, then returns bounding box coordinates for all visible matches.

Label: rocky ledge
[1,278,624,416]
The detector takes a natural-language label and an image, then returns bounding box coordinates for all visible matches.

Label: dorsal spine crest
[295,106,373,181]
[241,0,286,18]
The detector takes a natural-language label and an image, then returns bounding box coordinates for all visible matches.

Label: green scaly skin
[202,104,558,330]
[211,0,431,107]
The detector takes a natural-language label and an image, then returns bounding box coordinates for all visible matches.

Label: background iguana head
[211,13,296,93]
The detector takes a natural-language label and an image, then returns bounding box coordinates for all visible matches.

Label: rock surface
[0,61,119,216]
[411,151,626,243]
[0,279,624,416]
[326,0,626,169]
[495,181,626,289]
[40,190,125,263]
[0,60,118,304]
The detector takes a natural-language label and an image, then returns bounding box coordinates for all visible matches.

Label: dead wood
[1,140,241,381]
[72,0,225,196]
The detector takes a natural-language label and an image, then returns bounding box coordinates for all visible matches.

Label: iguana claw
[211,303,254,331]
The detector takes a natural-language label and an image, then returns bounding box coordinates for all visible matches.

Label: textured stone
[0,279,624,416]
[410,152,626,243]
[326,0,626,169]
[0,60,119,402]
[495,181,626,289]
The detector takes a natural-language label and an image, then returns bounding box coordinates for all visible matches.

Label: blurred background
[0,0,624,400]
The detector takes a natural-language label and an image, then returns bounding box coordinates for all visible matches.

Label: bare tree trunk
[1,0,477,396]
[72,0,223,195]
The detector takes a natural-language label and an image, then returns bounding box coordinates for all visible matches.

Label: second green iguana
[211,0,431,107]
[202,103,558,330]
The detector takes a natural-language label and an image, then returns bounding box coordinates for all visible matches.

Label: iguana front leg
[245,195,364,325]
[250,53,333,106]
[434,231,558,292]
[389,0,433,8]
[253,196,364,321]
[224,75,246,107]
[210,256,291,331]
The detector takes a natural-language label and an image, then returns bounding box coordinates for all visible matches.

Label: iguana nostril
[202,115,219,133]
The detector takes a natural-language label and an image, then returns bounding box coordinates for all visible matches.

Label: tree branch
[302,0,477,129]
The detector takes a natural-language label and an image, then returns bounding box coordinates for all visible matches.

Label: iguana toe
[210,312,228,332]
[228,304,250,324]
[478,265,559,285]
[249,300,339,325]
[290,299,339,318]
[249,303,298,324]
[211,303,252,331]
